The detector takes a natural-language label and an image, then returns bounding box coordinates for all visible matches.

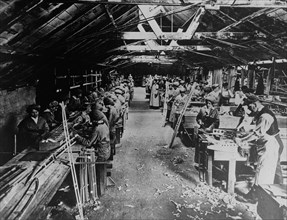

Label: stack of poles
[79,149,98,203]
[60,102,84,219]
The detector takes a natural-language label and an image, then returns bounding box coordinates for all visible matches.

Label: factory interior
[0,0,287,219]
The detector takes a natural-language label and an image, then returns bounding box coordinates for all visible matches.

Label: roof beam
[48,0,287,8]
[168,7,205,48]
[120,31,255,40]
[129,55,177,63]
[202,37,249,49]
[0,0,44,34]
[103,55,178,64]
[105,5,128,47]
[138,5,164,39]
[28,5,100,49]
[137,24,159,50]
[219,8,277,32]
[185,7,205,38]
[114,45,212,51]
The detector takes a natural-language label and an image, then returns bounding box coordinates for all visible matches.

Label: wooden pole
[266,57,275,95]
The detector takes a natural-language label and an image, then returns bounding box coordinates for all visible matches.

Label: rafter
[219,8,278,32]
[105,4,128,47]
[28,5,100,49]
[129,55,178,63]
[218,8,276,39]
[47,0,287,8]
[185,7,205,38]
[202,37,249,49]
[114,45,212,51]
[121,31,255,40]
[7,4,71,45]
[0,0,44,34]
[138,5,165,39]
[137,24,159,50]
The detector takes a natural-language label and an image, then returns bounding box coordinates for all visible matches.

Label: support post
[266,57,275,95]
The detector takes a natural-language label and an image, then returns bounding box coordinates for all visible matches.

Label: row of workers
[147,75,284,203]
[17,76,134,161]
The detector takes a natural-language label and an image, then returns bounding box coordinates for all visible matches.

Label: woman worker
[196,96,219,132]
[219,82,234,106]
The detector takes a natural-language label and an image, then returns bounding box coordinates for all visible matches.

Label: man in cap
[18,104,49,150]
[236,94,284,185]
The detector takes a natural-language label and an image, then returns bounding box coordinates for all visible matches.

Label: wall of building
[0,86,36,154]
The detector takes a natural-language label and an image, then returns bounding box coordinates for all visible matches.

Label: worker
[68,89,83,111]
[166,82,174,122]
[110,93,123,148]
[149,78,160,109]
[42,101,59,130]
[104,97,119,157]
[196,96,219,132]
[178,80,185,90]
[236,94,284,185]
[74,116,111,161]
[128,74,134,102]
[173,88,188,127]
[72,103,92,130]
[219,82,234,106]
[18,104,49,150]
[205,84,221,106]
[91,98,109,127]
[114,88,126,135]
[169,81,180,123]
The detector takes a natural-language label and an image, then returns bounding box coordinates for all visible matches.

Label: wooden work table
[0,145,82,220]
[197,133,246,194]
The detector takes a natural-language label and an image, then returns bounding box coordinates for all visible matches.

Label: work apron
[254,134,281,184]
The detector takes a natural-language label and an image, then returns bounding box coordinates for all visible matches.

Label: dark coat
[18,116,49,149]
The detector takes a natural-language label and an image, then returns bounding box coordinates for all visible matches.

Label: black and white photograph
[0,0,287,219]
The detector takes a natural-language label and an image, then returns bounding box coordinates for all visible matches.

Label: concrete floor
[84,87,259,220]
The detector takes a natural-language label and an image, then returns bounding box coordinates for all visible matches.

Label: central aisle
[89,87,199,219]
[88,87,256,220]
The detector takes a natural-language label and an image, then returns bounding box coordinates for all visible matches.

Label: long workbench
[197,133,246,194]
[0,145,81,220]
